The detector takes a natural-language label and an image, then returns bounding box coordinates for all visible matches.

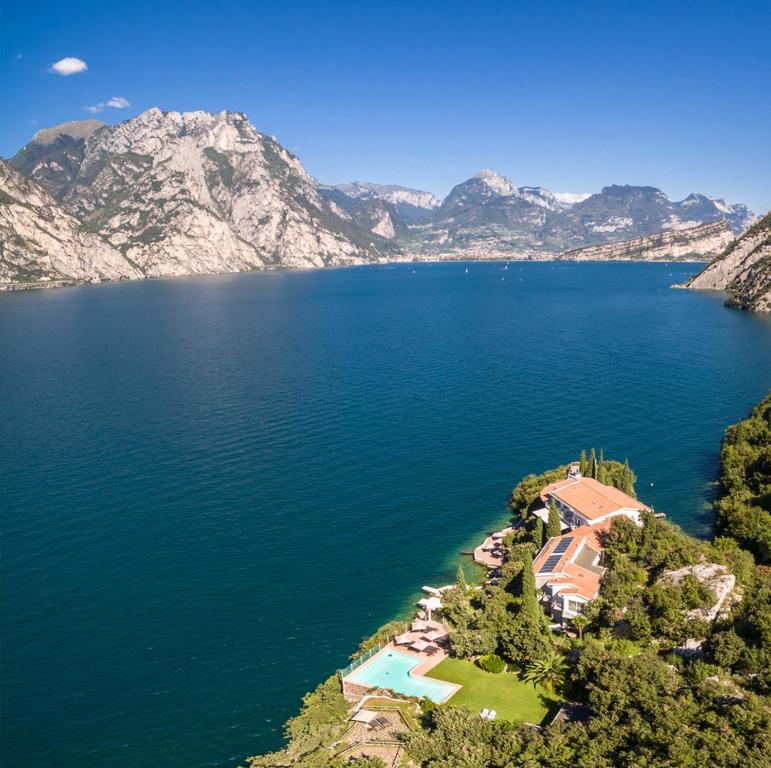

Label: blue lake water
[1,262,770,768]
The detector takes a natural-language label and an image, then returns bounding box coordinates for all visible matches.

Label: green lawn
[426,658,559,724]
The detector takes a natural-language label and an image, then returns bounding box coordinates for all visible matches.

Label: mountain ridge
[1,109,757,287]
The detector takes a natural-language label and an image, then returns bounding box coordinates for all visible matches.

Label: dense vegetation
[247,416,771,768]
[714,393,771,562]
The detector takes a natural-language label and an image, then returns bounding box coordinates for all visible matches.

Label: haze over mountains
[0,108,758,287]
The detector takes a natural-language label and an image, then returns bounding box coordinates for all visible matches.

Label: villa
[532,523,608,621]
[539,474,650,529]
[531,467,652,621]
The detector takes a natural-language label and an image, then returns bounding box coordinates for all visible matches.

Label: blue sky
[2,0,770,212]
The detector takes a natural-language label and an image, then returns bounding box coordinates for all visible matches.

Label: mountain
[7,109,396,281]
[332,173,755,260]
[559,220,733,262]
[322,182,439,224]
[3,112,757,284]
[683,212,771,312]
[10,119,105,200]
[0,159,140,286]
[416,170,555,258]
[676,193,755,234]
[541,185,754,252]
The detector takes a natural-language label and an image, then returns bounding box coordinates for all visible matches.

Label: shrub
[477,653,506,673]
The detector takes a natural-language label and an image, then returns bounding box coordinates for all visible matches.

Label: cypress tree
[534,517,545,550]
[588,448,596,479]
[622,458,634,495]
[546,499,561,540]
[518,547,538,613]
[456,562,467,591]
[579,449,587,475]
[598,448,605,483]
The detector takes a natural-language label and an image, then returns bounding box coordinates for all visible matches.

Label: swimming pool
[345,649,457,703]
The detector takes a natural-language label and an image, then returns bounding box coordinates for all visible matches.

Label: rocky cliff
[7,109,395,282]
[558,220,733,262]
[2,109,758,286]
[684,213,771,312]
[0,159,140,286]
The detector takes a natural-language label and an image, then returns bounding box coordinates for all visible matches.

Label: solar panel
[538,555,562,573]
[553,537,573,555]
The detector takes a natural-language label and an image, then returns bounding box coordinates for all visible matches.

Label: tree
[579,449,588,476]
[546,500,561,540]
[533,517,545,550]
[588,448,597,479]
[621,458,634,495]
[597,448,605,483]
[572,613,590,641]
[518,547,538,610]
[456,562,467,592]
[522,649,568,693]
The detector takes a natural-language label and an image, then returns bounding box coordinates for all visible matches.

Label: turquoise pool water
[346,649,456,702]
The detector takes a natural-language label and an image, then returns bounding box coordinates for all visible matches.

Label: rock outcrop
[6,109,396,282]
[558,220,733,262]
[683,212,771,312]
[658,563,739,623]
[0,159,140,286]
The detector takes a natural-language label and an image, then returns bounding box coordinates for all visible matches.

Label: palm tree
[572,613,590,641]
[522,650,568,693]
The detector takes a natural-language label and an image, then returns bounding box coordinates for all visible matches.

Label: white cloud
[83,96,131,113]
[49,57,88,76]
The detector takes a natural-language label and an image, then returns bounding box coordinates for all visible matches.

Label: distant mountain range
[321,170,753,260]
[0,108,759,288]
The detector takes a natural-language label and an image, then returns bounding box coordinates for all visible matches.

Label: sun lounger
[488,710,497,720]
[480,708,490,718]
[368,715,389,731]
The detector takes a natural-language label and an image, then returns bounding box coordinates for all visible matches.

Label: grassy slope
[425,658,558,724]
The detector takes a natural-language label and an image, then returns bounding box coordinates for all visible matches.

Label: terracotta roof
[532,523,609,601]
[541,476,650,521]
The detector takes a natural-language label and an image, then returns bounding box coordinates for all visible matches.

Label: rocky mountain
[677,193,755,235]
[559,220,733,262]
[683,212,771,312]
[6,109,395,283]
[0,159,140,285]
[322,182,439,224]
[10,119,105,200]
[329,171,755,260]
[2,110,758,286]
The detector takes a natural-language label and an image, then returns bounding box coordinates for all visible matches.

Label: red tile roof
[532,523,609,601]
[541,476,650,521]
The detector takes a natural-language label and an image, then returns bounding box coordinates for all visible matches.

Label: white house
[540,475,650,530]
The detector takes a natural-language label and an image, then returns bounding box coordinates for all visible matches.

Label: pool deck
[342,620,461,701]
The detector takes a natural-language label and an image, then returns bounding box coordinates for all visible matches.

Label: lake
[1,261,770,768]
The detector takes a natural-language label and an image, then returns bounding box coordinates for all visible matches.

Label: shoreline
[0,257,707,294]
